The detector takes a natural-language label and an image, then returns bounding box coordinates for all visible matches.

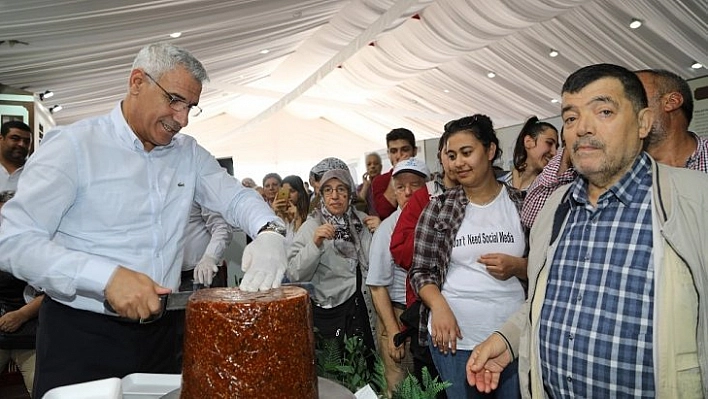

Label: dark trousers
[33,297,180,399]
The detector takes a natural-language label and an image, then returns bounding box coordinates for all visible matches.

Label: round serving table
[160,377,355,398]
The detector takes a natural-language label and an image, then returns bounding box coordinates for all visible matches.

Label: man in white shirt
[0,42,287,398]
[0,121,32,192]
[367,157,430,397]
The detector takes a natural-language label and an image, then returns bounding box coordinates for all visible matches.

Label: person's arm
[390,187,429,270]
[193,206,235,286]
[191,145,286,291]
[478,254,528,280]
[357,180,371,203]
[0,294,44,333]
[0,129,141,304]
[200,207,234,262]
[417,284,461,354]
[286,218,325,282]
[408,197,461,353]
[366,220,406,361]
[370,286,406,362]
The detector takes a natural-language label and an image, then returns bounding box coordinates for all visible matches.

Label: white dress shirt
[0,103,278,313]
[0,164,23,192]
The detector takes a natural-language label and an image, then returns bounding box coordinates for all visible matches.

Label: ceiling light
[549,49,559,57]
[260,49,270,54]
[691,61,703,69]
[551,98,559,103]
[487,71,496,78]
[169,32,182,38]
[49,105,63,114]
[39,90,54,101]
[629,18,642,29]
[443,89,450,93]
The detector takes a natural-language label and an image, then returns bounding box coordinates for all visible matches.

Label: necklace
[466,183,502,206]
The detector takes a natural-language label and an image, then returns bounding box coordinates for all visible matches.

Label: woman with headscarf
[287,168,378,362]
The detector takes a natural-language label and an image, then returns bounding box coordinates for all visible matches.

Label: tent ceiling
[1,0,706,178]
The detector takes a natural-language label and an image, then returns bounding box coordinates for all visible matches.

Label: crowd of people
[0,42,706,399]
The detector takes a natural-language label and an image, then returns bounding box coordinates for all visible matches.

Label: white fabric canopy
[1,0,706,181]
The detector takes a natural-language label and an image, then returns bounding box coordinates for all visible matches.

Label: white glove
[194,255,219,287]
[239,231,287,292]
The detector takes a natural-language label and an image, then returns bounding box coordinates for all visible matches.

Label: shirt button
[568,333,574,340]
[577,294,582,302]
[567,376,572,382]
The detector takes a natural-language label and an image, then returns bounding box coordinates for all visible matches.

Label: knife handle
[103,294,168,324]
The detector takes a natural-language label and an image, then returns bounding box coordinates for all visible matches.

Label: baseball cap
[392,158,430,179]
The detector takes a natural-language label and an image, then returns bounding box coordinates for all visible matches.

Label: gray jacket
[286,209,375,334]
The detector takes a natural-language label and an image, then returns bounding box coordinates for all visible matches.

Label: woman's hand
[429,301,462,354]
[478,254,527,280]
[271,197,290,220]
[0,310,27,333]
[363,215,381,232]
[313,223,335,247]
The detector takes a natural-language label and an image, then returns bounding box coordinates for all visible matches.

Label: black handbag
[311,264,374,350]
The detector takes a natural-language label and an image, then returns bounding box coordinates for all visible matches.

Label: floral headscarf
[316,169,366,265]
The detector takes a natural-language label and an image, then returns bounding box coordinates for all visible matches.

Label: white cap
[392,158,430,179]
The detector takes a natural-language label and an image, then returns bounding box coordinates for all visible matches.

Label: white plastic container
[42,377,122,399]
[121,374,181,399]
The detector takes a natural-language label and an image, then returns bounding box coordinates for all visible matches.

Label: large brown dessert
[181,286,317,398]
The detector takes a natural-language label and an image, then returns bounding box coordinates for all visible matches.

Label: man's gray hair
[132,42,209,83]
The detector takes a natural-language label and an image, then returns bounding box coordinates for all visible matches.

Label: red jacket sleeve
[371,171,396,219]
[390,186,430,270]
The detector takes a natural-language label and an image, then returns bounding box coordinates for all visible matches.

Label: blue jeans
[429,339,520,398]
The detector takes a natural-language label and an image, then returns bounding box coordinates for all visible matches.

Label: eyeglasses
[144,72,202,117]
[322,186,349,196]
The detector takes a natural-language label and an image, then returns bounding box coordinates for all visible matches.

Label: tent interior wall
[0,0,706,183]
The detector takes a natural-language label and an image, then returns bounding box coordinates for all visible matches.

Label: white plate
[42,377,122,399]
[121,374,181,399]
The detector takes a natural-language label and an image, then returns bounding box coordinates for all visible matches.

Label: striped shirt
[539,153,655,397]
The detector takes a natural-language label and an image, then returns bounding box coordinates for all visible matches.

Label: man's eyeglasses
[144,72,202,117]
[322,186,349,196]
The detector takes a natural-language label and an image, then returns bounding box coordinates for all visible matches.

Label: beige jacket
[498,159,708,398]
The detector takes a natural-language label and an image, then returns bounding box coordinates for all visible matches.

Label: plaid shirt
[686,132,708,172]
[409,184,525,345]
[520,147,576,230]
[539,153,655,397]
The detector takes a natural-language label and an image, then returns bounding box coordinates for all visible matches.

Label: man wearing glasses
[0,42,287,398]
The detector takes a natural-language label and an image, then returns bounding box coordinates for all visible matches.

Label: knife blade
[103,282,313,323]
[103,291,194,324]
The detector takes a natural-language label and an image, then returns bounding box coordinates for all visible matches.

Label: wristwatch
[258,221,287,237]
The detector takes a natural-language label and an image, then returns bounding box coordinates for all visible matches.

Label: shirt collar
[569,152,652,207]
[111,102,177,152]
